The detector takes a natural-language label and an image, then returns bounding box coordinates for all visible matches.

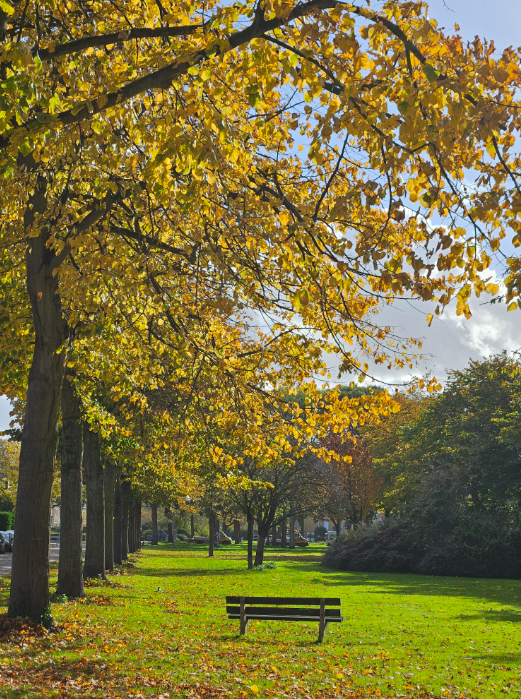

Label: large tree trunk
[247,514,254,569]
[104,462,117,572]
[57,374,85,599]
[151,504,158,545]
[233,519,241,544]
[121,480,130,560]
[271,521,277,546]
[83,428,105,580]
[190,514,195,538]
[8,185,69,621]
[289,516,295,549]
[113,475,122,565]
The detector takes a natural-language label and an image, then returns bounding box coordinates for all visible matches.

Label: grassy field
[1,542,521,698]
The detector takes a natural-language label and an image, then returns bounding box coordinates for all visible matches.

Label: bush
[0,512,14,530]
[323,508,521,579]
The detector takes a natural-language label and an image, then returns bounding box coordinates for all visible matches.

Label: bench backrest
[226,596,341,606]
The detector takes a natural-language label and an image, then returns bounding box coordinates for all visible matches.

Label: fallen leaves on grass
[0,614,51,642]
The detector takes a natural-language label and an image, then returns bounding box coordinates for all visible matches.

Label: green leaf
[423,64,439,82]
[248,91,260,108]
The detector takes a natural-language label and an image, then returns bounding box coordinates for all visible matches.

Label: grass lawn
[1,542,521,698]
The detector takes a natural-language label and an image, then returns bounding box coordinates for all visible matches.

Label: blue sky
[1,1,520,431]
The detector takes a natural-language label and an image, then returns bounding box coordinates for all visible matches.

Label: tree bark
[83,428,105,580]
[104,461,117,572]
[121,480,130,560]
[280,517,287,548]
[166,508,173,543]
[9,179,69,621]
[57,374,85,599]
[128,498,135,553]
[135,500,141,548]
[113,475,122,565]
[151,504,158,545]
[247,514,254,569]
[254,529,267,566]
[234,519,241,544]
[289,516,295,549]
[190,514,195,538]
[208,511,214,557]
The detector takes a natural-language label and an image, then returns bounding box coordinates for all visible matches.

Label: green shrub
[251,562,277,571]
[323,508,521,579]
[0,511,14,530]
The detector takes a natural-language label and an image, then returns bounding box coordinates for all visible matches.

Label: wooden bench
[226,596,343,643]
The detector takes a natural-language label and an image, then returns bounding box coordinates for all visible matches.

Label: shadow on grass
[134,567,245,578]
[315,568,521,610]
[458,610,521,623]
[471,651,521,665]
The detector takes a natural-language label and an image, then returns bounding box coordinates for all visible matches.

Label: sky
[1,0,521,431]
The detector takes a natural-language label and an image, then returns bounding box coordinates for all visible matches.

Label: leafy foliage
[326,354,521,578]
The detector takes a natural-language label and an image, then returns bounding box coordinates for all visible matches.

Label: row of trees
[325,354,521,578]
[1,0,521,621]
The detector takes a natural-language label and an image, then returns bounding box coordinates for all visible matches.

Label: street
[0,543,77,576]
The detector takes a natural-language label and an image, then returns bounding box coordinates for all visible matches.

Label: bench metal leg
[318,598,326,643]
[239,596,249,635]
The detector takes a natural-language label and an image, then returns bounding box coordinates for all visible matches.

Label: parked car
[0,532,9,554]
[325,531,337,546]
[219,532,232,544]
[294,533,309,547]
[191,535,209,544]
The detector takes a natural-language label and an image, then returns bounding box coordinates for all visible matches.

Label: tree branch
[35,22,208,61]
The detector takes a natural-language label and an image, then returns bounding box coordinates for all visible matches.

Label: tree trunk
[166,508,173,543]
[247,514,254,569]
[113,475,122,565]
[57,374,85,599]
[104,462,117,572]
[135,500,141,549]
[280,517,287,548]
[208,512,214,557]
[289,516,295,549]
[254,530,267,566]
[83,428,105,580]
[151,504,158,545]
[335,519,341,536]
[9,187,69,621]
[190,514,195,538]
[128,498,136,553]
[271,521,277,546]
[121,480,130,560]
[234,519,241,544]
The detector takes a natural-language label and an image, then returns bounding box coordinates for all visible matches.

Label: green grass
[1,542,521,698]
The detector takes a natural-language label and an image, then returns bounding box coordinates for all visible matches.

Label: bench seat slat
[225,596,341,606]
[226,606,342,618]
[228,614,343,622]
